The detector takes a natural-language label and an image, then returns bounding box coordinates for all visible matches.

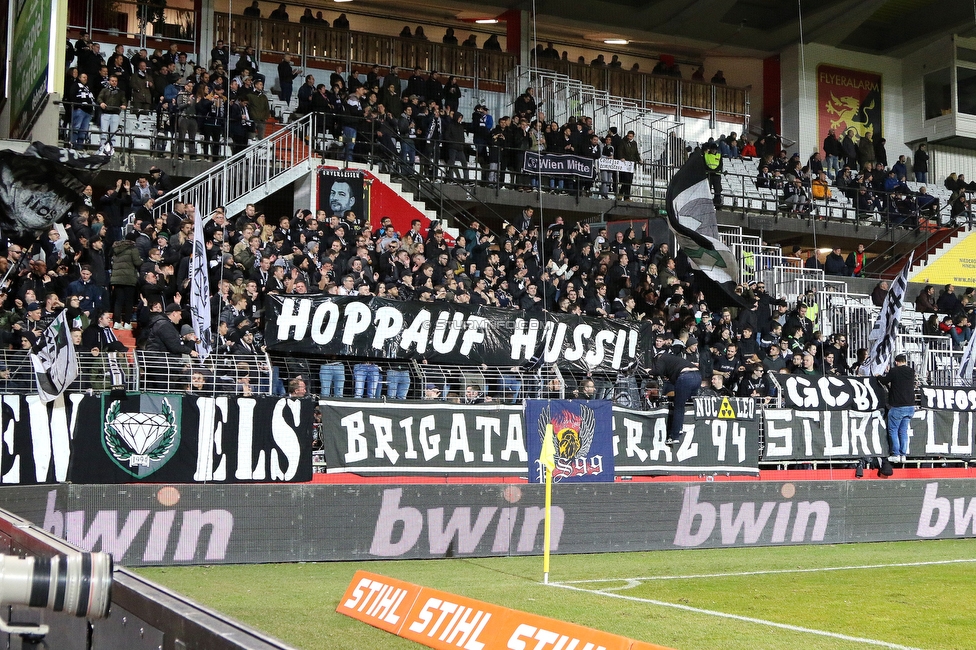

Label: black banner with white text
[0,393,314,484]
[521,152,597,178]
[265,295,652,373]
[613,399,760,476]
[763,408,976,460]
[69,394,314,483]
[780,375,887,411]
[320,399,760,476]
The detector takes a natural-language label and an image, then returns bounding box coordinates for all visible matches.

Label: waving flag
[864,252,913,376]
[189,217,213,360]
[0,143,108,237]
[30,310,79,402]
[665,150,742,301]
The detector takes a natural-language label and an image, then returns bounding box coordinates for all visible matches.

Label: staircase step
[114,329,137,349]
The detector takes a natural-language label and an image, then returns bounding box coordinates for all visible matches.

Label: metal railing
[215,15,516,88]
[0,350,272,396]
[266,354,658,408]
[135,351,274,395]
[151,111,318,222]
[526,61,750,130]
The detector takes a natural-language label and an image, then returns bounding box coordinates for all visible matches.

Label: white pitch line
[554,557,976,585]
[550,582,925,650]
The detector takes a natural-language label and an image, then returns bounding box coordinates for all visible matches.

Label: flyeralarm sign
[337,570,674,650]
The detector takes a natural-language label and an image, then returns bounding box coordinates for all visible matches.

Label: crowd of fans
[713,128,960,226]
[50,27,974,403]
[3,157,974,404]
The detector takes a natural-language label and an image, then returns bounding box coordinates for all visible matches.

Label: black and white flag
[665,151,742,303]
[863,252,913,376]
[189,216,212,360]
[30,310,79,402]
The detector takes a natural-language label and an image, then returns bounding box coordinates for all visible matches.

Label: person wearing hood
[110,234,143,330]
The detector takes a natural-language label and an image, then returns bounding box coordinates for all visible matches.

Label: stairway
[907,227,976,283]
[884,227,967,279]
[152,111,319,222]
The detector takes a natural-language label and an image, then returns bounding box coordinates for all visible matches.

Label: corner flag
[542,423,555,584]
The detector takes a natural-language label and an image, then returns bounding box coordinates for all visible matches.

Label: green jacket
[110,240,143,287]
[618,138,641,163]
[248,91,271,122]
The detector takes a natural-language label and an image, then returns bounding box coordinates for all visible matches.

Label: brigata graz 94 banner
[763,408,976,461]
[613,397,760,476]
[0,393,314,484]
[266,295,652,372]
[319,398,760,476]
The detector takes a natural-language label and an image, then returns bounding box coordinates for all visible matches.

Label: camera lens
[0,552,112,619]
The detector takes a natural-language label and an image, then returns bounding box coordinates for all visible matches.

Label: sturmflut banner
[319,399,761,476]
[763,408,976,461]
[265,295,652,373]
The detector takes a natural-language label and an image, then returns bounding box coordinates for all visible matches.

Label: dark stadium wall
[3,480,975,566]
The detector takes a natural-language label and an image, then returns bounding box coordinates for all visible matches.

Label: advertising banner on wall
[817,64,883,150]
[69,394,314,483]
[9,0,64,138]
[319,400,759,476]
[525,399,614,483]
[13,479,976,566]
[266,295,652,373]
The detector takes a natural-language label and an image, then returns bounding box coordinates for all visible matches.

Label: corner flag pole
[541,423,555,584]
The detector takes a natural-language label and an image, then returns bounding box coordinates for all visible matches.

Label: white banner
[864,251,913,376]
[189,216,213,360]
[598,157,635,173]
[30,310,79,402]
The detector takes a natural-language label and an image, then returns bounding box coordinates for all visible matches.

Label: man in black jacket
[143,303,197,390]
[82,310,130,388]
[879,354,915,462]
[651,351,702,445]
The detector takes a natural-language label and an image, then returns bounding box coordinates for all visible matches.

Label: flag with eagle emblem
[665,150,742,302]
[526,400,614,483]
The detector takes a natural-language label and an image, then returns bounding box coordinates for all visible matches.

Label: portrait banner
[318,169,367,222]
[817,64,882,146]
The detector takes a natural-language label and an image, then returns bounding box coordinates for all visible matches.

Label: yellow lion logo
[826,93,874,137]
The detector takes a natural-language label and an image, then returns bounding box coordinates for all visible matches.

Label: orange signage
[337,570,675,650]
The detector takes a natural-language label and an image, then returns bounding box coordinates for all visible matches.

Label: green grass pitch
[137,539,976,650]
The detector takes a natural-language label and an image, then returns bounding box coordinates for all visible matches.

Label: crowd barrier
[0,350,274,397]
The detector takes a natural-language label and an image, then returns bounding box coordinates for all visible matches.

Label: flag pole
[541,422,555,584]
[543,457,553,584]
